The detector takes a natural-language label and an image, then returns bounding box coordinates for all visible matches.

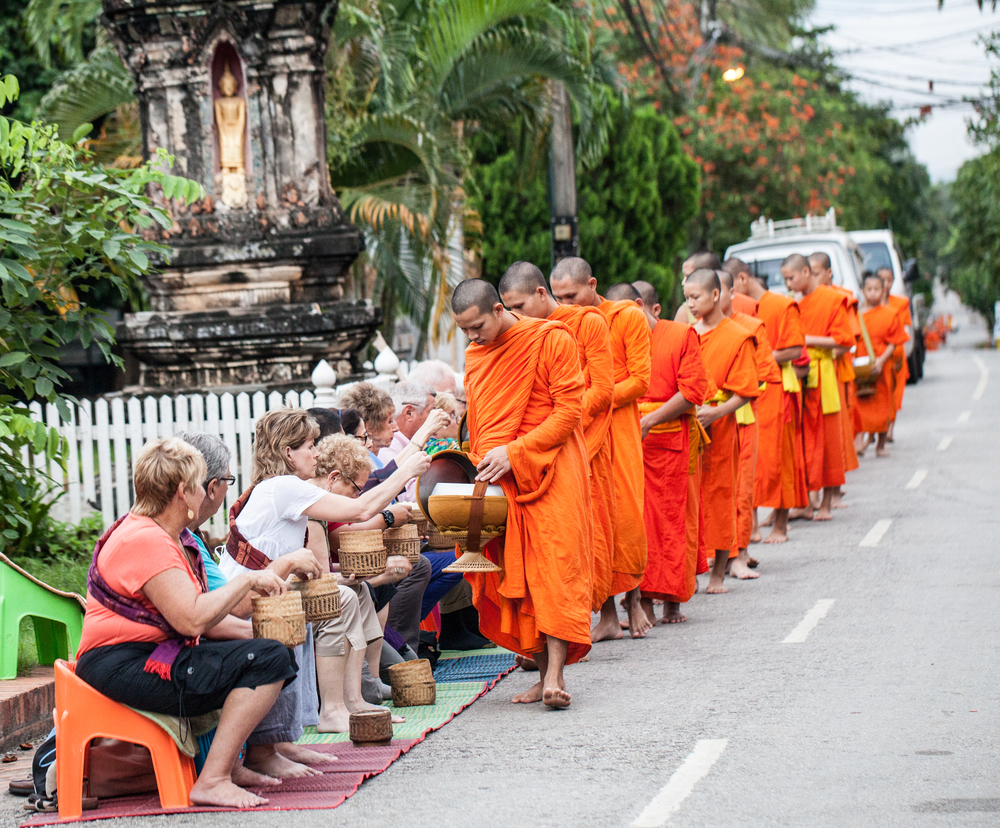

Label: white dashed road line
[936,436,953,452]
[973,356,988,401]
[782,600,836,644]
[860,519,893,548]
[958,410,971,424]
[630,740,729,827]
[905,469,928,490]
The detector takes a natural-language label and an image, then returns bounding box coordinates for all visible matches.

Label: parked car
[849,229,925,383]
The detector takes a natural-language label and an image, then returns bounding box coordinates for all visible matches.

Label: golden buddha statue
[214,64,247,207]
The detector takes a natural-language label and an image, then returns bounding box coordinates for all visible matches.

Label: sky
[809,0,999,182]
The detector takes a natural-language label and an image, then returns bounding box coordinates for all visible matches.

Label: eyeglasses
[347,475,363,496]
[208,475,236,487]
[353,432,371,443]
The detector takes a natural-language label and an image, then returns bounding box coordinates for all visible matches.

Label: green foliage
[0,74,202,555]
[949,150,1000,334]
[471,100,700,301]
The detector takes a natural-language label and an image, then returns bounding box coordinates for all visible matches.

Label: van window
[858,242,893,274]
[747,259,786,291]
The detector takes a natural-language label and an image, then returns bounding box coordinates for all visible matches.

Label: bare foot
[729,559,760,580]
[749,529,762,543]
[511,681,543,704]
[661,602,687,623]
[760,510,775,527]
[591,615,624,642]
[763,528,788,544]
[625,590,653,638]
[317,704,351,733]
[831,489,847,509]
[542,686,571,709]
[788,507,814,521]
[813,507,833,521]
[515,654,539,671]
[706,575,728,594]
[876,446,890,457]
[190,776,269,808]
[231,764,282,789]
[276,743,333,765]
[349,699,405,723]
[244,748,320,779]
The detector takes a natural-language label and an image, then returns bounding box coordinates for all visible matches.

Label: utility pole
[549,82,579,267]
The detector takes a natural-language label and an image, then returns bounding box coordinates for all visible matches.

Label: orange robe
[754,291,808,509]
[730,311,781,550]
[731,292,759,316]
[638,321,708,603]
[697,317,759,555]
[798,286,854,491]
[598,298,652,594]
[548,304,616,612]
[463,316,592,664]
[831,285,860,472]
[856,306,908,434]
[886,295,912,415]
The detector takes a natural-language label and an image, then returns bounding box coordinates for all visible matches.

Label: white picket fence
[29,376,398,540]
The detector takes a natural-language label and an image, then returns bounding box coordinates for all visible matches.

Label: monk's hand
[476,446,510,482]
[286,547,323,580]
[249,570,288,597]
[414,408,450,448]
[696,405,718,430]
[640,415,652,441]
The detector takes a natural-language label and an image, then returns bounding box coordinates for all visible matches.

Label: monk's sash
[806,347,841,414]
[706,388,756,426]
[733,382,766,426]
[226,484,309,571]
[637,400,686,435]
[687,417,710,475]
[780,361,802,393]
[87,515,208,680]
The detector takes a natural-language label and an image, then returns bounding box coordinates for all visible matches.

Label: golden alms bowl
[416,450,508,534]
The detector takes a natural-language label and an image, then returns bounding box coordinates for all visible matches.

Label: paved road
[5,308,997,828]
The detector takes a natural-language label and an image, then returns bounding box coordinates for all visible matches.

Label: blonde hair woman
[218,410,429,760]
[75,438,293,809]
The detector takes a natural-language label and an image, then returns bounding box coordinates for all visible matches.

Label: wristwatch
[381,509,395,527]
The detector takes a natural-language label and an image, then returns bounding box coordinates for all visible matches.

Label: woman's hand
[284,547,323,580]
[248,570,288,597]
[389,502,413,525]
[400,450,432,481]
[365,555,413,586]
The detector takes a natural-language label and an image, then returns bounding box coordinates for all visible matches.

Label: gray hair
[407,359,457,393]
[390,380,435,417]
[177,431,231,484]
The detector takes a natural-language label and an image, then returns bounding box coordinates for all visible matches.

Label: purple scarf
[87,514,209,681]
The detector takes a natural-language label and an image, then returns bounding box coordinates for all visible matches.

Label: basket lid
[339,529,385,553]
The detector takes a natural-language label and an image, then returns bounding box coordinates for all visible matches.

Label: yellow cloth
[781,361,801,393]
[637,400,685,435]
[806,347,841,414]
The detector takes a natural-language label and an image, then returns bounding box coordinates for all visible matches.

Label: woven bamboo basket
[383,524,421,564]
[251,592,306,647]
[349,708,393,745]
[289,574,342,622]
[339,530,387,577]
[387,659,437,707]
[427,528,464,550]
[409,504,430,537]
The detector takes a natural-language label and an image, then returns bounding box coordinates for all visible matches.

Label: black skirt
[76,638,297,718]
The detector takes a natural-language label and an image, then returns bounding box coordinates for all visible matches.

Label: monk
[718,269,780,577]
[674,252,723,323]
[782,254,854,521]
[809,252,860,506]
[451,278,592,709]
[878,266,913,443]
[550,259,652,639]
[498,262,615,615]
[855,273,908,457]
[631,282,708,623]
[685,269,759,594]
[726,258,808,543]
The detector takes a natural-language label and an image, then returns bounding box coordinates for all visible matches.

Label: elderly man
[378,380,437,501]
[408,360,458,395]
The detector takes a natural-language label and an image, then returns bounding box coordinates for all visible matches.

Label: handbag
[853,310,878,397]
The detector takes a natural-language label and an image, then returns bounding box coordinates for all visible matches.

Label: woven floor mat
[22,650,518,825]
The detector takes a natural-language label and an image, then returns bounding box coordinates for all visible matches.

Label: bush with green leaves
[0,74,202,556]
[471,100,700,302]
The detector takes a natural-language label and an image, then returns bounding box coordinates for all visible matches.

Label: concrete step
[0,667,54,753]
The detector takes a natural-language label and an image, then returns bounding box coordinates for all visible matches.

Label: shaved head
[782,253,809,271]
[717,269,734,290]
[451,278,501,315]
[808,251,831,270]
[722,258,750,279]
[687,268,721,292]
[498,261,547,298]
[631,280,659,308]
[550,257,593,285]
[605,282,642,302]
[683,251,722,278]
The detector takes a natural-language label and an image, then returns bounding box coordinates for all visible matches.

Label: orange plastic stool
[53,659,197,819]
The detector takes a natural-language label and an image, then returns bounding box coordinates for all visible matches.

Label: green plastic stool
[0,552,86,680]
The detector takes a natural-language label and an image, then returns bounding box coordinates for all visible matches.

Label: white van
[723,209,866,297]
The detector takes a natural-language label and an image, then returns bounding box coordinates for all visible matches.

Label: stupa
[102,0,375,390]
